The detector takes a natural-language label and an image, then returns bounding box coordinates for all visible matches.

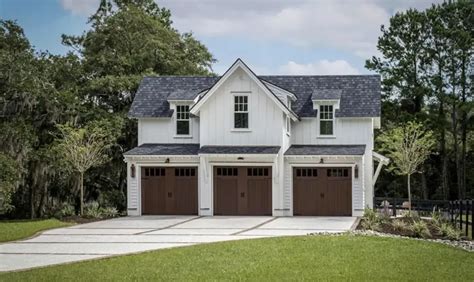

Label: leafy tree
[369,1,473,200]
[0,153,20,212]
[378,122,436,211]
[54,118,123,215]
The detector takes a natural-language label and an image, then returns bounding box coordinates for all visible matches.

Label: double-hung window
[319,105,334,136]
[176,105,190,135]
[234,95,249,129]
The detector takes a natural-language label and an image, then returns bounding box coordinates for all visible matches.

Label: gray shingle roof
[129,75,380,118]
[124,143,200,155]
[311,89,342,100]
[285,145,366,156]
[199,146,281,154]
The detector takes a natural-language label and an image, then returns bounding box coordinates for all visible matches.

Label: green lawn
[0,219,73,242]
[1,235,472,281]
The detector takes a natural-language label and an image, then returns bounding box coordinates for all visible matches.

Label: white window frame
[318,104,336,138]
[175,104,192,137]
[232,93,251,131]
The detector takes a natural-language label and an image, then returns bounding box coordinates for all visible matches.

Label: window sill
[317,135,336,139]
[174,135,193,139]
[231,128,252,132]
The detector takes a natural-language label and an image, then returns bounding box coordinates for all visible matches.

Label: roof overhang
[190,59,299,121]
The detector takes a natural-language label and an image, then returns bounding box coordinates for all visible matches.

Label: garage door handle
[168,192,173,198]
[320,193,324,198]
[240,192,245,198]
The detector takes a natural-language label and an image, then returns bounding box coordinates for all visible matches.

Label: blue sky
[0,0,441,75]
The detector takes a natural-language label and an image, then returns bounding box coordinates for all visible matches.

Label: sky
[0,0,442,75]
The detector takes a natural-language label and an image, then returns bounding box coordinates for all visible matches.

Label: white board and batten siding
[199,68,284,146]
[137,105,200,145]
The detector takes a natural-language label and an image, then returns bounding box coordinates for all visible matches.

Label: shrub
[102,206,119,218]
[391,219,408,232]
[59,203,76,217]
[361,208,381,231]
[84,201,103,218]
[431,209,446,227]
[401,210,420,220]
[437,223,461,240]
[410,220,431,238]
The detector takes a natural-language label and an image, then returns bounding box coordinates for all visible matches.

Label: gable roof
[128,65,380,119]
[189,59,299,121]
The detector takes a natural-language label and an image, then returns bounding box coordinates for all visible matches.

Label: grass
[1,235,473,281]
[0,219,73,242]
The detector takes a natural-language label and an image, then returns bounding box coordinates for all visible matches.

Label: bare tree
[378,121,435,212]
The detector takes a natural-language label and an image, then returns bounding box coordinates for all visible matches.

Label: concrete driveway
[0,216,357,272]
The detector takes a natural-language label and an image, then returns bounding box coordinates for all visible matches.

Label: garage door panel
[247,179,272,215]
[293,167,351,216]
[141,167,197,215]
[214,166,272,216]
[214,178,238,215]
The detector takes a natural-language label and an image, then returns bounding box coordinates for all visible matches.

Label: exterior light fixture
[130,164,136,178]
[237,157,244,160]
[319,158,324,164]
[165,158,170,163]
[354,164,359,178]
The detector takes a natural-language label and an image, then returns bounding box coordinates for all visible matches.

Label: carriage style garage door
[293,167,352,216]
[141,167,198,215]
[214,166,272,215]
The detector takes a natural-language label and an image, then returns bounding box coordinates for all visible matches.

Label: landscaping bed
[357,209,471,241]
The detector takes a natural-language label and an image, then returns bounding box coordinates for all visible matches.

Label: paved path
[0,216,356,272]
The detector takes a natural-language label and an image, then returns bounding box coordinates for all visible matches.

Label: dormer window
[176,105,190,135]
[319,105,334,136]
[234,95,249,129]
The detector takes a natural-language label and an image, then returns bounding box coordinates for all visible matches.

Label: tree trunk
[436,59,449,200]
[452,100,460,199]
[459,54,467,199]
[421,170,428,200]
[407,174,412,212]
[80,172,84,216]
[30,184,35,219]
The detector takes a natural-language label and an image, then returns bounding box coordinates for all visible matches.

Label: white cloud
[158,0,442,58]
[279,60,360,75]
[60,0,99,16]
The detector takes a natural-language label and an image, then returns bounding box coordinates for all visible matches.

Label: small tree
[54,118,122,215]
[378,121,435,211]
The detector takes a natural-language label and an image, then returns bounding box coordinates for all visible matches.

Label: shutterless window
[319,105,334,135]
[176,105,190,135]
[234,96,248,129]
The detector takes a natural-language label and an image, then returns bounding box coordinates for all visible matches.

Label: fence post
[460,200,463,231]
[466,200,469,237]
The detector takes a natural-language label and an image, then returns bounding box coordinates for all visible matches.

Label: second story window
[176,105,190,135]
[234,95,248,129]
[319,105,334,136]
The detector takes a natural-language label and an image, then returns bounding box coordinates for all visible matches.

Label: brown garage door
[214,167,272,215]
[141,167,198,215]
[293,167,351,216]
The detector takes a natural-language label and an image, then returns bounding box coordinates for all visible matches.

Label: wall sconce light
[319,158,324,164]
[130,164,136,178]
[237,157,244,160]
[354,164,359,178]
[165,158,170,163]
